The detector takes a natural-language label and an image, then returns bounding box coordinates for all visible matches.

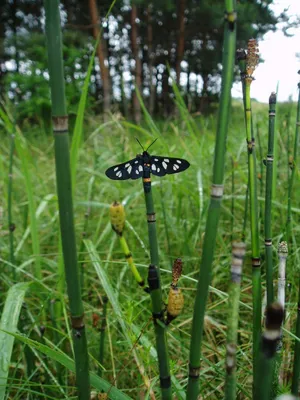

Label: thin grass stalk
[254,303,284,400]
[186,4,236,398]
[8,131,16,280]
[237,42,261,389]
[144,178,171,399]
[98,296,108,377]
[44,1,90,398]
[225,242,246,400]
[265,92,277,305]
[286,74,300,244]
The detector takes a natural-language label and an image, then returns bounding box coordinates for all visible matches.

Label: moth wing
[105,157,143,180]
[150,156,190,176]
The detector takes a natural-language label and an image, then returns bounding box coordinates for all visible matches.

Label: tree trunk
[176,0,186,86]
[88,0,111,118]
[147,4,155,115]
[130,4,142,123]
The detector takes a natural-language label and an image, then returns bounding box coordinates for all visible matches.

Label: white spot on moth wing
[152,164,156,171]
[135,160,139,164]
[138,165,143,172]
[127,165,132,174]
[164,158,170,163]
[116,171,122,177]
[114,167,119,171]
[157,167,160,173]
[173,164,179,171]
[135,169,139,174]
[154,158,158,161]
[177,160,182,164]
[162,161,167,169]
[125,163,130,168]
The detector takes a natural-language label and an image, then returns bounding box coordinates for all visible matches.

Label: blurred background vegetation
[0,0,298,131]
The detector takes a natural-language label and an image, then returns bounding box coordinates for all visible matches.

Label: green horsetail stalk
[254,303,284,400]
[286,72,300,244]
[144,181,171,399]
[8,132,16,280]
[265,92,277,305]
[109,201,148,291]
[225,242,246,400]
[44,1,90,398]
[237,39,261,390]
[98,296,108,377]
[186,3,236,398]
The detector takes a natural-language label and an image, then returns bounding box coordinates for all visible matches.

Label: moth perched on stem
[105,139,190,186]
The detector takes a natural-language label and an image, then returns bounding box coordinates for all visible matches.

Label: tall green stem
[225,242,246,400]
[44,1,90,398]
[186,3,236,398]
[237,44,261,391]
[265,92,277,305]
[8,132,16,280]
[289,76,300,396]
[144,178,171,399]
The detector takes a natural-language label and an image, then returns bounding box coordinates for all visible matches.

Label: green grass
[0,102,300,398]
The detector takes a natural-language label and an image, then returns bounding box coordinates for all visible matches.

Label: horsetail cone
[166,286,184,324]
[246,38,259,78]
[109,201,125,235]
[172,258,183,286]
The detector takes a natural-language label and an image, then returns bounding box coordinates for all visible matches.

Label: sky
[232,0,300,102]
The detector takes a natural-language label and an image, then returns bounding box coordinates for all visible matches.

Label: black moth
[105,139,190,181]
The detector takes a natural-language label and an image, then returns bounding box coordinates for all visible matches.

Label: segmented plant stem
[286,77,300,244]
[44,1,90,398]
[99,296,108,377]
[186,3,236,398]
[265,92,277,305]
[237,48,261,390]
[143,180,171,399]
[8,132,16,280]
[254,303,284,400]
[225,242,246,400]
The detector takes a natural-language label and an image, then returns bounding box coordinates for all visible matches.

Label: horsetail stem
[186,3,236,398]
[254,303,284,400]
[237,40,261,390]
[286,72,300,245]
[265,92,277,305]
[109,201,148,291]
[44,1,90,398]
[99,296,108,377]
[8,132,16,280]
[225,242,246,400]
[143,180,171,398]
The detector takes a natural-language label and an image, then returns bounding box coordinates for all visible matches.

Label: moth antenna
[146,138,158,152]
[135,137,144,151]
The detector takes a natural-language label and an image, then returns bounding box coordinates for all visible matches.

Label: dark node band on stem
[188,364,200,379]
[147,213,156,223]
[224,11,237,31]
[265,239,272,246]
[152,310,164,321]
[71,315,85,330]
[252,257,261,267]
[160,376,171,389]
[125,252,132,259]
[269,111,276,117]
[148,264,160,290]
[52,115,68,134]
[9,223,16,232]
